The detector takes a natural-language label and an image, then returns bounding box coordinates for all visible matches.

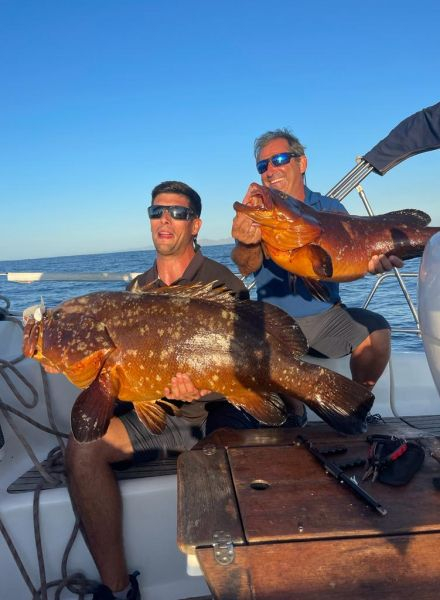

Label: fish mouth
[23,319,41,358]
[246,183,274,210]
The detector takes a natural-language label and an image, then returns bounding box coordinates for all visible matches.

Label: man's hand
[232,212,262,245]
[163,373,211,403]
[368,254,404,274]
[232,183,264,245]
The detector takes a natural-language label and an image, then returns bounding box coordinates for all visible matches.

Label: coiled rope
[0,297,98,598]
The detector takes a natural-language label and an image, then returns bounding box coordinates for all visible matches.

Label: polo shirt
[254,187,348,318]
[128,249,248,298]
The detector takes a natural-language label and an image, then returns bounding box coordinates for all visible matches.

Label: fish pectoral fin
[156,398,182,417]
[301,278,332,302]
[134,401,167,435]
[291,245,333,278]
[228,391,287,426]
[65,349,114,388]
[71,370,116,443]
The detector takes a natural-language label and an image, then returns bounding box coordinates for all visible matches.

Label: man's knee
[65,436,106,477]
[368,328,391,357]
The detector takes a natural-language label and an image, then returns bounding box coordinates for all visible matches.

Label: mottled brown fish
[234,183,440,297]
[23,283,373,442]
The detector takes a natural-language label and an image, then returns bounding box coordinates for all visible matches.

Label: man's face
[150,192,201,257]
[258,138,307,200]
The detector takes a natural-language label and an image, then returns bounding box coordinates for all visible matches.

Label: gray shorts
[118,409,204,462]
[296,304,390,359]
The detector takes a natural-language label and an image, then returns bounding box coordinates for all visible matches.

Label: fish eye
[52,311,61,320]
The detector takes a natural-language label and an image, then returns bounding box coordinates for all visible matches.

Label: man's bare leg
[350,328,391,390]
[65,418,134,592]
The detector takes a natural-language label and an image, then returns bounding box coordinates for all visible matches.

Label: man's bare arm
[231,211,264,275]
[231,241,263,276]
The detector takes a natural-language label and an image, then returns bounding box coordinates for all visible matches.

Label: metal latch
[213,530,234,565]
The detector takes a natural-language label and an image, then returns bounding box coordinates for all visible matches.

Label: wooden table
[177,421,440,599]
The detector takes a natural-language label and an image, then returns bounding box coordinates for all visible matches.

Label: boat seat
[8,414,440,494]
[7,449,178,494]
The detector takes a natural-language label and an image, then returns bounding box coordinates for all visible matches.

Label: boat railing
[362,271,420,337]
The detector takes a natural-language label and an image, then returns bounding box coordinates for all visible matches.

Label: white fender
[419,231,440,399]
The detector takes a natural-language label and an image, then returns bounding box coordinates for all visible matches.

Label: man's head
[254,128,307,200]
[149,181,202,257]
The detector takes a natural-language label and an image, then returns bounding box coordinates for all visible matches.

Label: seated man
[231,128,403,415]
[65,181,247,600]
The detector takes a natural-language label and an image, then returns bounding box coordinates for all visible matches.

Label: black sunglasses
[256,152,299,174]
[148,205,197,221]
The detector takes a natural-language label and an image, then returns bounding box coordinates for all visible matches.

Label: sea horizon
[0,238,235,265]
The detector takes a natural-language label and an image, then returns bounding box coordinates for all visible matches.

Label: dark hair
[254,128,306,160]
[151,181,202,217]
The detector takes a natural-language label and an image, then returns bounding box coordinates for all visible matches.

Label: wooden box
[177,423,440,599]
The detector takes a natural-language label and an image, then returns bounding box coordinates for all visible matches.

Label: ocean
[0,245,423,352]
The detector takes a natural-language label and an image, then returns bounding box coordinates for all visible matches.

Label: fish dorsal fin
[381,209,431,227]
[133,281,239,304]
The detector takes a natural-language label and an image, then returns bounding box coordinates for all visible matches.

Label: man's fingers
[368,254,403,274]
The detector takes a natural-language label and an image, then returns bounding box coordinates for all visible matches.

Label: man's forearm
[231,242,263,276]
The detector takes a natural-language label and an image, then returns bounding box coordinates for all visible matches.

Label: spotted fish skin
[23,283,374,442]
[234,183,440,289]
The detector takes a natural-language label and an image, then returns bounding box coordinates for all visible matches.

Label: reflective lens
[256,152,298,174]
[148,205,196,220]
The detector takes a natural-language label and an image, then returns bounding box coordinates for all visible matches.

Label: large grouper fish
[234,183,440,299]
[22,283,374,442]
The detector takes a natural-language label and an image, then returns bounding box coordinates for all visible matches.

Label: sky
[1,0,439,260]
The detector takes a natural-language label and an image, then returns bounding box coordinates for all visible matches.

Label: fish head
[233,183,307,230]
[23,302,115,387]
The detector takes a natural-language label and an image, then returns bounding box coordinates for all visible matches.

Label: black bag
[367,435,425,486]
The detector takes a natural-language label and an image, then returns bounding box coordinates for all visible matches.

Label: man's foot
[284,409,307,428]
[92,571,141,599]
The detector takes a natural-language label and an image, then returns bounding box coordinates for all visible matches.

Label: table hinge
[213,530,234,565]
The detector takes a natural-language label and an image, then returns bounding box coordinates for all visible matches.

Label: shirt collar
[147,249,205,286]
[303,186,319,208]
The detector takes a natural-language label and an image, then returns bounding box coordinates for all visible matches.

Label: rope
[0,301,98,598]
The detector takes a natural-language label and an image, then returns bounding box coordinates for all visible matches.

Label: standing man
[65,181,247,600]
[232,128,403,404]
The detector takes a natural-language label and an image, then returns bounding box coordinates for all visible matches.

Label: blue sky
[1,0,439,260]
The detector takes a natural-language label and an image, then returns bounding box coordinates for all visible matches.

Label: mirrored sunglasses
[148,205,196,221]
[256,152,299,174]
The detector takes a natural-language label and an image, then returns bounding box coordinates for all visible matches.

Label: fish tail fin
[283,363,374,434]
[134,401,168,435]
[228,391,287,426]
